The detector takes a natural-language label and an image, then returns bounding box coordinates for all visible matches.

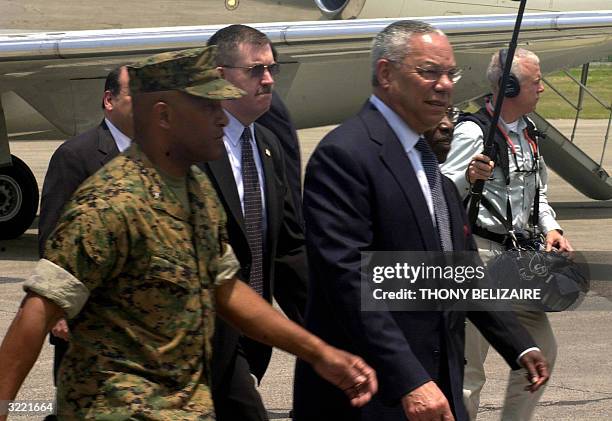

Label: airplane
[0,1,610,239]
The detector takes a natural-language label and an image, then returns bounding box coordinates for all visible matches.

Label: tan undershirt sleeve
[214,243,240,286]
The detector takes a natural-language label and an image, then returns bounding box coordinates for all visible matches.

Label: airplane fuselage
[0,1,609,31]
[0,0,610,239]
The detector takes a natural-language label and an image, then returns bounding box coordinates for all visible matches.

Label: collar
[123,142,206,220]
[124,141,153,168]
[224,110,256,147]
[503,119,525,134]
[369,94,421,153]
[484,100,527,134]
[104,117,131,152]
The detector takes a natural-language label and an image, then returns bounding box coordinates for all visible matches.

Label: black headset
[498,49,521,98]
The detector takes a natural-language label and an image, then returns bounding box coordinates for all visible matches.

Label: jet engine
[315,0,403,19]
[314,0,608,20]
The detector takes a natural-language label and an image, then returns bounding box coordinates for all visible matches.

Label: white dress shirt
[369,95,435,223]
[223,111,268,237]
[104,118,131,153]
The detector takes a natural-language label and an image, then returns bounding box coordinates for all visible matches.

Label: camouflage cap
[127,45,245,100]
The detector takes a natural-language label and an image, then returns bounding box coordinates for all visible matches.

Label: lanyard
[482,101,541,233]
[485,101,538,171]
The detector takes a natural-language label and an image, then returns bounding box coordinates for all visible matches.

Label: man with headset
[441,48,572,420]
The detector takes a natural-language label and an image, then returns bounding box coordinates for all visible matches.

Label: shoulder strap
[523,116,541,230]
[524,115,541,142]
[459,107,513,229]
[457,108,510,182]
[481,195,513,232]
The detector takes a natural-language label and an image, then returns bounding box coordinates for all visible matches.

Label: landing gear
[0,155,39,239]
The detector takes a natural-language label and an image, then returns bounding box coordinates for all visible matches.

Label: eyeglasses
[221,63,280,78]
[447,107,461,124]
[389,61,463,84]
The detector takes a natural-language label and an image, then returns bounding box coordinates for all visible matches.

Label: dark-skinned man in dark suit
[293,20,550,421]
[202,25,308,421]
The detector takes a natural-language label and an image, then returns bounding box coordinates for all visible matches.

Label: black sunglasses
[222,63,280,78]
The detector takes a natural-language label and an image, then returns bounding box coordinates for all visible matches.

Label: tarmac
[1,119,612,420]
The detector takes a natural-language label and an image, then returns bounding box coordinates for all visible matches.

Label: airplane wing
[0,10,610,240]
[1,11,610,133]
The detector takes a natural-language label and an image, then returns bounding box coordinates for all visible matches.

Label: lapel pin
[265,148,271,157]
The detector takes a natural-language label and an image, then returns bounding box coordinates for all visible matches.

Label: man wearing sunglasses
[202,25,308,421]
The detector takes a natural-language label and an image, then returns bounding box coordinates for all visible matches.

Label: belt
[472,226,506,244]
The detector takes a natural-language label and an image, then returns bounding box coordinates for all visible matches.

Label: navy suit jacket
[39,120,119,257]
[256,91,303,225]
[293,101,534,420]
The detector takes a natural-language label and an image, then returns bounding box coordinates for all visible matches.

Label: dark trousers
[51,336,69,386]
[212,347,268,421]
[44,336,68,421]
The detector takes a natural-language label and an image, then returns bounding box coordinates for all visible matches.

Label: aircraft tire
[0,155,39,240]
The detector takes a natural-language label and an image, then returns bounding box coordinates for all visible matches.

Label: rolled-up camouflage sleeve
[28,201,129,318]
[23,259,89,319]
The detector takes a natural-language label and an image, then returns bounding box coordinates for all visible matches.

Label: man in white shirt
[202,25,308,421]
[38,65,134,394]
[441,48,572,421]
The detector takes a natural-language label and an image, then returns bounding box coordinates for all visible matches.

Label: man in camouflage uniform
[0,46,377,420]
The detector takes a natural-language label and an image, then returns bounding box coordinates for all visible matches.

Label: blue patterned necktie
[414,137,453,251]
[240,128,264,295]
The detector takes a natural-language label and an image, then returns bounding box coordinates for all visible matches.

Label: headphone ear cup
[504,73,521,98]
[498,49,521,98]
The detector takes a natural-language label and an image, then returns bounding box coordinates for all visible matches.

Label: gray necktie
[241,128,264,295]
[414,137,453,251]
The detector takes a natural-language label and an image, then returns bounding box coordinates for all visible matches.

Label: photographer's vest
[458,106,542,242]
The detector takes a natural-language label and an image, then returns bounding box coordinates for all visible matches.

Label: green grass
[464,64,611,119]
[537,63,611,119]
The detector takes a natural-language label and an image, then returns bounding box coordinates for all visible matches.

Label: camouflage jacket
[25,143,239,420]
